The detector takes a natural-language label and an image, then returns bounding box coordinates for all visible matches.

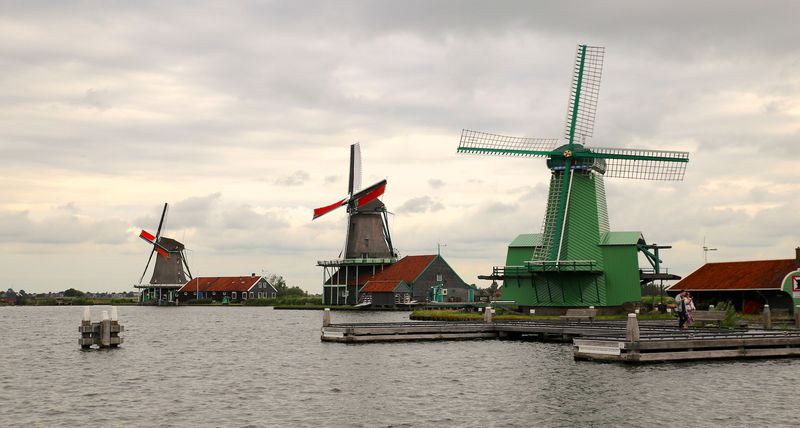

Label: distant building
[359,280,413,308]
[358,255,476,307]
[178,275,277,303]
[668,247,800,314]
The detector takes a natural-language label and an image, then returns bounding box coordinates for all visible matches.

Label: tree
[284,286,307,297]
[4,288,15,298]
[266,274,306,297]
[267,274,287,295]
[64,288,85,297]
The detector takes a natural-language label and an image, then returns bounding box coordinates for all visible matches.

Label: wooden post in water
[763,304,772,329]
[484,306,492,323]
[101,310,111,347]
[626,313,640,342]
[323,308,331,327]
[795,306,800,329]
[80,307,92,349]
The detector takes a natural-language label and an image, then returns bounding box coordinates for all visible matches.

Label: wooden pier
[320,310,800,363]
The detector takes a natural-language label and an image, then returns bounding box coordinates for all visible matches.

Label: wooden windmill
[134,203,192,304]
[314,143,397,305]
[458,45,689,308]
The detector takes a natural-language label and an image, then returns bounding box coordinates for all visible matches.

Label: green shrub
[184,298,213,305]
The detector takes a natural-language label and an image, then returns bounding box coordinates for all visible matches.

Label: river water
[1,306,798,427]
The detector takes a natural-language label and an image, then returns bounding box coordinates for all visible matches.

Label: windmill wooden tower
[134,203,193,305]
[314,143,397,305]
[458,44,689,309]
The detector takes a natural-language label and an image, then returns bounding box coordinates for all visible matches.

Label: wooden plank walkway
[321,317,800,363]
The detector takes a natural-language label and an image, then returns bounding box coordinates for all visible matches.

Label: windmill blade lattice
[349,143,362,195]
[565,45,604,141]
[458,129,559,158]
[589,147,689,180]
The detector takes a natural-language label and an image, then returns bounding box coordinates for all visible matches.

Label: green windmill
[458,45,689,308]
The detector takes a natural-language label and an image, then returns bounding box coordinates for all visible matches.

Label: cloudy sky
[2,1,799,294]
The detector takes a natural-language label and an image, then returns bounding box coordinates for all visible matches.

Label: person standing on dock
[684,293,696,328]
[675,290,688,328]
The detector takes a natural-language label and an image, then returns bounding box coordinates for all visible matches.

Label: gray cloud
[428,178,445,189]
[275,170,310,187]
[0,210,128,245]
[397,196,445,214]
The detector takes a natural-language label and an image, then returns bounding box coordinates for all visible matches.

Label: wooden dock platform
[574,330,800,363]
[320,313,800,363]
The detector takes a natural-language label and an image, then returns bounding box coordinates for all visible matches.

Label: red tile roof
[668,259,799,291]
[361,280,409,293]
[179,276,263,293]
[366,255,437,284]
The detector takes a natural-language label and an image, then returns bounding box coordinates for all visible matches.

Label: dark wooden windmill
[134,203,192,305]
[314,143,397,305]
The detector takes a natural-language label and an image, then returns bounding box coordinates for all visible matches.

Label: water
[1,306,798,427]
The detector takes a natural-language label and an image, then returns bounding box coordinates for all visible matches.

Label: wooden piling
[626,313,640,342]
[763,304,772,329]
[78,307,123,349]
[323,308,331,327]
[484,306,492,323]
[795,306,800,329]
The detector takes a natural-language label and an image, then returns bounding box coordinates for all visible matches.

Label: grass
[410,309,679,321]
[273,304,363,310]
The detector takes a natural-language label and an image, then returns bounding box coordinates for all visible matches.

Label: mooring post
[323,308,331,327]
[795,306,800,329]
[626,313,640,342]
[80,307,92,349]
[484,306,492,323]
[101,310,111,348]
[763,304,772,329]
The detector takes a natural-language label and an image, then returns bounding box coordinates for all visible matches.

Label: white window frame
[232,292,237,299]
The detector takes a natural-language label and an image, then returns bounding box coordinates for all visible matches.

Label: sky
[1,1,799,294]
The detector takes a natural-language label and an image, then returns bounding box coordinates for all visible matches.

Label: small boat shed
[668,248,800,314]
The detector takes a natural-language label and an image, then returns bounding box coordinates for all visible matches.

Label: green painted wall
[782,270,800,309]
[600,245,642,305]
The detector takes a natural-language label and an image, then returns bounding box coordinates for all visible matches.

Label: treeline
[265,274,308,297]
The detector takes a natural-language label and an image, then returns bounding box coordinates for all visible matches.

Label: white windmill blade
[564,45,605,141]
[590,146,690,181]
[457,129,559,157]
[348,143,362,195]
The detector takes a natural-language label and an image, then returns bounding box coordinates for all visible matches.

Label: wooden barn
[357,255,476,307]
[667,248,800,314]
[358,280,413,307]
[178,275,277,303]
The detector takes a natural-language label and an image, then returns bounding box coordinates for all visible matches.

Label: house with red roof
[667,248,800,314]
[357,254,476,307]
[178,274,277,303]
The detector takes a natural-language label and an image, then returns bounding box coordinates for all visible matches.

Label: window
[436,274,443,282]
[258,292,262,298]
[232,292,237,299]
[242,292,247,300]
[249,292,254,298]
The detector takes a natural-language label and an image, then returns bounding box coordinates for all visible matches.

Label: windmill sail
[565,45,604,142]
[588,147,689,180]
[349,143,362,194]
[457,129,559,157]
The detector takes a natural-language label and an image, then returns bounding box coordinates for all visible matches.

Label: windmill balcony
[317,257,398,267]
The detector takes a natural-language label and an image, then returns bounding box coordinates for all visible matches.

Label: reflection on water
[1,306,798,427]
